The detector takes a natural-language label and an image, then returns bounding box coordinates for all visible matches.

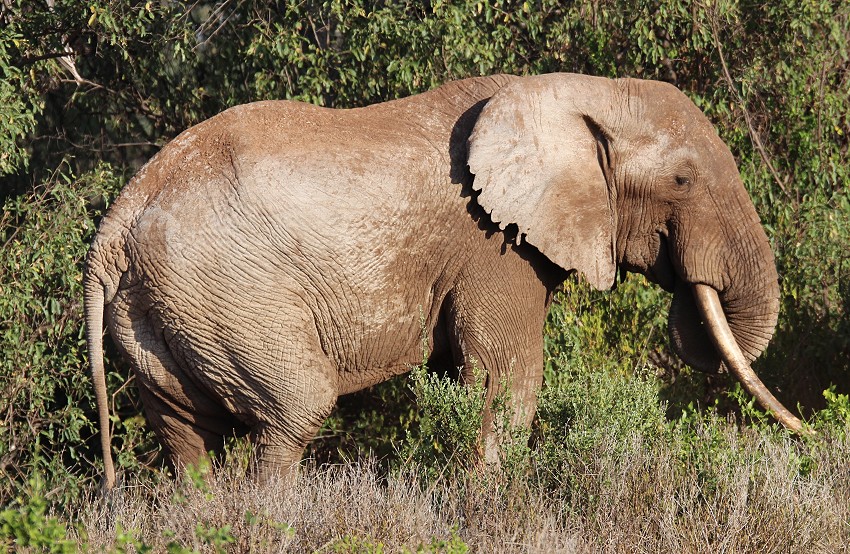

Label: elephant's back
[115,98,455,309]
[109,72,518,234]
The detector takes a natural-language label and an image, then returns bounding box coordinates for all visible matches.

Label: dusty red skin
[85,73,795,488]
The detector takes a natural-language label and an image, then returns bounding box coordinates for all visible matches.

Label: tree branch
[16,51,74,66]
[709,14,792,200]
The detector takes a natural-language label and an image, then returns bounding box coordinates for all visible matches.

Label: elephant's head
[468,73,803,432]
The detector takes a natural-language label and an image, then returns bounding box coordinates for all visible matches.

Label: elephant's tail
[83,173,149,490]
[83,259,117,490]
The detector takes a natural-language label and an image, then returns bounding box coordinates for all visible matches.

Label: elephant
[84,73,804,489]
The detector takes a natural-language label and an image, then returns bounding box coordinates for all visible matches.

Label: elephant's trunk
[668,274,778,373]
[691,284,807,433]
[669,192,781,372]
[665,204,806,432]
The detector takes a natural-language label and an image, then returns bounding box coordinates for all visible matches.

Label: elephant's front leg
[444,283,548,464]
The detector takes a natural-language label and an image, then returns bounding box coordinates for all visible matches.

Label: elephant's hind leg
[237,321,340,484]
[109,297,235,473]
[135,385,226,471]
[246,386,338,484]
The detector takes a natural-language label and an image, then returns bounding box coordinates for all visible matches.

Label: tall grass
[7,368,846,553]
[68,421,849,553]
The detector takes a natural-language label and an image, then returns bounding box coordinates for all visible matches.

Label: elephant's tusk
[691,283,810,435]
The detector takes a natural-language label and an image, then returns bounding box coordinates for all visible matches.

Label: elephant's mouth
[620,231,676,293]
[616,232,720,372]
[643,233,726,373]
[648,233,676,292]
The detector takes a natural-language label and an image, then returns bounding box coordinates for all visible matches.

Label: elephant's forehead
[641,107,720,155]
[662,112,690,139]
[632,82,714,135]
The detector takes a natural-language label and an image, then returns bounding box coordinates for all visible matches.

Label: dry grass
[77,460,580,552]
[73,423,850,553]
[571,430,850,553]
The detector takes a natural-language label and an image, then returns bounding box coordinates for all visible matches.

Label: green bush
[0,163,130,505]
[812,385,850,438]
[402,364,486,480]
[534,365,667,497]
[307,375,418,467]
[0,477,78,553]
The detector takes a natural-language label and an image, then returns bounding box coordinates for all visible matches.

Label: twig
[193,0,244,50]
[708,15,792,201]
[111,372,136,418]
[16,51,77,66]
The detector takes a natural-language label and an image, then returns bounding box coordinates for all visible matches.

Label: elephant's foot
[137,388,229,476]
[248,440,307,486]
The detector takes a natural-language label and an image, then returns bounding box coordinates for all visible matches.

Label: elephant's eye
[675,175,692,188]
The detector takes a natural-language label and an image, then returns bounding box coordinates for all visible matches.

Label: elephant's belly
[336,361,418,396]
[324,288,448,395]
[138,261,447,404]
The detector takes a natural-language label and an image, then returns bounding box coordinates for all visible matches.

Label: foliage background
[1,0,848,513]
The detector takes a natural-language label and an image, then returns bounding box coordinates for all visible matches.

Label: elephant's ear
[467,74,617,290]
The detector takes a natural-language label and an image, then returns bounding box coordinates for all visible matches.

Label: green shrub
[0,163,132,505]
[812,385,850,438]
[0,477,78,553]
[534,365,667,497]
[402,363,485,480]
[308,375,418,467]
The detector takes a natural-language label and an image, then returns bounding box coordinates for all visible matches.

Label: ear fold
[467,74,617,290]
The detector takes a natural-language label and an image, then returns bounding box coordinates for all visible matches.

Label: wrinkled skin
[85,73,787,486]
